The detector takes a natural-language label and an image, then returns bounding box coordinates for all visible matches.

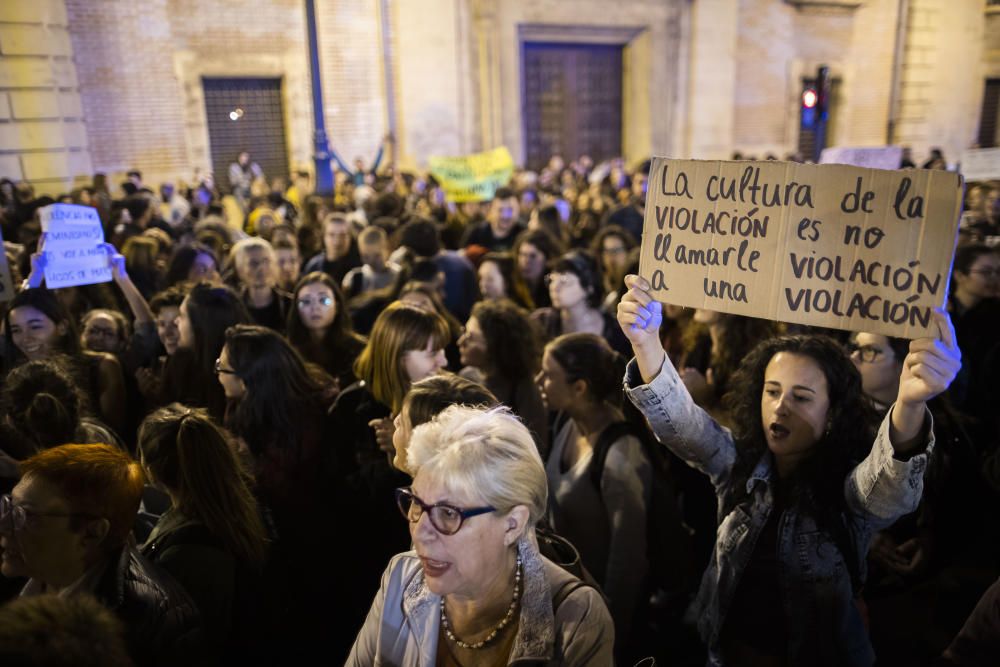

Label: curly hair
[471,299,543,384]
[723,335,878,584]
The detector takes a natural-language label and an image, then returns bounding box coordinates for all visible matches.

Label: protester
[462,187,525,252]
[342,225,400,298]
[229,238,292,333]
[138,404,268,661]
[537,332,651,654]
[458,299,549,457]
[302,213,362,283]
[348,405,615,665]
[165,243,220,287]
[3,289,127,436]
[511,228,563,310]
[286,271,365,390]
[531,249,631,358]
[163,282,250,420]
[0,444,201,666]
[390,374,498,474]
[617,273,961,665]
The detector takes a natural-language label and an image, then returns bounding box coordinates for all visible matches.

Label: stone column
[0,0,91,194]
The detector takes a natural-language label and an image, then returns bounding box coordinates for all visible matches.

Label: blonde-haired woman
[348,405,615,666]
[329,300,451,657]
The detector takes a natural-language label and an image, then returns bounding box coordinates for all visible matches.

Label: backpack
[535,521,607,601]
[586,418,696,596]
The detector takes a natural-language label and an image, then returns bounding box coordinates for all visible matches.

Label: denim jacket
[346,537,614,666]
[625,356,933,667]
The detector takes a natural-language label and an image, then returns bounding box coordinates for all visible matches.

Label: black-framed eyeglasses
[0,494,97,532]
[969,268,1000,279]
[214,358,237,375]
[846,343,884,363]
[394,487,495,536]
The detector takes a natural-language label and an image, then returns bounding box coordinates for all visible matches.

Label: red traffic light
[802,89,818,109]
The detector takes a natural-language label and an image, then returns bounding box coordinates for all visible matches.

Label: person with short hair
[348,405,615,665]
[272,236,301,292]
[0,444,201,666]
[302,213,362,284]
[0,593,134,667]
[229,238,292,333]
[342,226,400,298]
[461,187,526,252]
[531,249,632,359]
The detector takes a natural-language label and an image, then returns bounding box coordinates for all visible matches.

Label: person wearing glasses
[0,443,201,667]
[947,244,1000,426]
[215,324,347,660]
[618,274,962,666]
[347,405,614,666]
[590,225,637,312]
[530,249,632,358]
[286,271,365,391]
[848,331,992,664]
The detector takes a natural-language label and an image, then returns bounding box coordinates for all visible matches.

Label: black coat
[93,545,202,667]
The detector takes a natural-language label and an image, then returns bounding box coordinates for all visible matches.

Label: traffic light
[801,87,818,129]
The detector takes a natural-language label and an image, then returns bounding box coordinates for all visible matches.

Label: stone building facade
[0,0,996,194]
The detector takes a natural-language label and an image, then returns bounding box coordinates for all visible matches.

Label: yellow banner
[429,147,514,203]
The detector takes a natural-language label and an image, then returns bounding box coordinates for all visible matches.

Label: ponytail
[139,405,267,569]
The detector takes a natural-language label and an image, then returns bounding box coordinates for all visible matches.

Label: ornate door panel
[522,43,622,171]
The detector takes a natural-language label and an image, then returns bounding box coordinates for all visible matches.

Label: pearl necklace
[440,555,522,650]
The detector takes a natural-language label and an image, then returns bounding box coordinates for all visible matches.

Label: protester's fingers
[932,308,957,352]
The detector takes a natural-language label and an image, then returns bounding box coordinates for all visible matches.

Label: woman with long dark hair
[164,282,250,420]
[618,274,961,666]
[536,332,652,657]
[286,271,365,390]
[138,404,268,660]
[218,324,331,523]
[458,298,549,457]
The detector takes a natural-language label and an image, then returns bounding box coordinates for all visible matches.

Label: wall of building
[6,0,996,195]
[893,0,985,163]
[732,0,901,158]
[0,0,91,194]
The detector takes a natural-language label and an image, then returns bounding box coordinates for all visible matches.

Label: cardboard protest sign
[38,204,112,289]
[960,148,1000,181]
[820,146,903,171]
[638,159,964,338]
[0,227,15,302]
[428,146,514,203]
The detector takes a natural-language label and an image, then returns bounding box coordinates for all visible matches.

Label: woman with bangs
[286,271,365,391]
[329,301,451,656]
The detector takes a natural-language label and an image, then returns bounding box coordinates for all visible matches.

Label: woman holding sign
[617,274,961,666]
[2,288,127,437]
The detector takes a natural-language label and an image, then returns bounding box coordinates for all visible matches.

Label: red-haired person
[0,444,201,667]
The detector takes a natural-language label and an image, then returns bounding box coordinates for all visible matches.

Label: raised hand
[617,274,668,384]
[617,274,663,347]
[896,310,961,408]
[99,242,127,280]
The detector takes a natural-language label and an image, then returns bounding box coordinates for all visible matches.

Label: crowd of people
[0,150,997,666]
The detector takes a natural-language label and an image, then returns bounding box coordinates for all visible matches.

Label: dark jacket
[93,544,202,667]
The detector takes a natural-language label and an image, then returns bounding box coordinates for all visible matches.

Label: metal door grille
[203,77,290,189]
